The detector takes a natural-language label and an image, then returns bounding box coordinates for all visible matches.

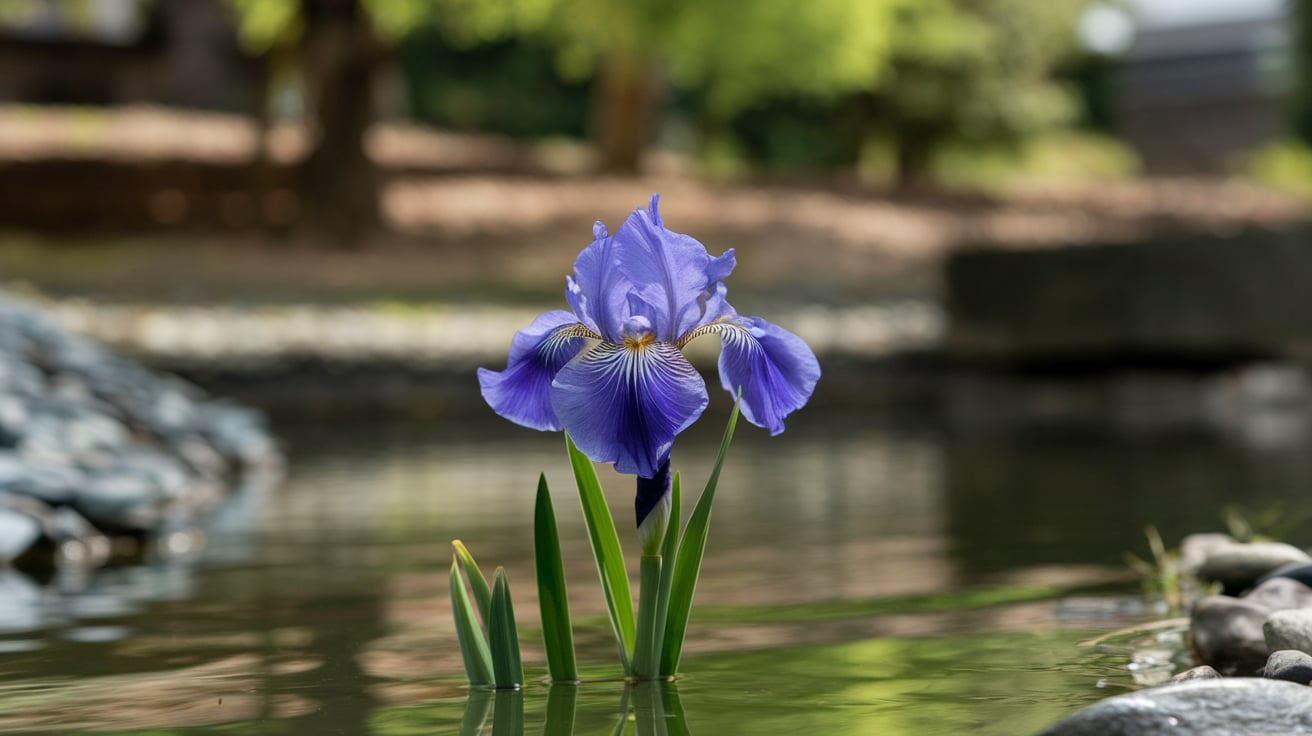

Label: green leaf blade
[450,558,494,686]
[453,539,493,627]
[535,474,579,683]
[659,400,740,677]
[566,433,636,674]
[489,568,524,689]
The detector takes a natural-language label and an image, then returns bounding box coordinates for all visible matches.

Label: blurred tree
[418,0,902,173]
[229,0,389,247]
[865,0,1091,190]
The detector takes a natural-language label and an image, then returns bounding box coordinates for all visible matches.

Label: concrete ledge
[945,224,1312,366]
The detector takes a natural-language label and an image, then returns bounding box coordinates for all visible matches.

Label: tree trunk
[893,124,938,193]
[594,52,658,176]
[298,0,380,248]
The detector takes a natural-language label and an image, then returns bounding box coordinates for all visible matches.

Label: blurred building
[0,0,252,112]
[1115,0,1288,174]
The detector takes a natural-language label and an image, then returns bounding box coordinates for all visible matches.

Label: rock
[1037,678,1312,736]
[1264,650,1312,684]
[1197,542,1312,594]
[1190,595,1271,675]
[1241,576,1312,612]
[1179,533,1236,574]
[1264,609,1312,654]
[0,507,40,562]
[0,293,281,564]
[1170,665,1221,683]
[1259,563,1312,590]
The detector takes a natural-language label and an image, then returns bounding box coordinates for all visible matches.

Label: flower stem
[632,554,663,680]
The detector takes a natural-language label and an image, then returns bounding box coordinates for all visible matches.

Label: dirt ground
[0,106,1306,307]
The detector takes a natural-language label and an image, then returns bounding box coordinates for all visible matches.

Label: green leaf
[489,568,524,689]
[450,557,494,686]
[566,433,636,674]
[458,689,494,736]
[659,399,740,677]
[535,474,579,683]
[453,539,493,627]
[650,474,681,673]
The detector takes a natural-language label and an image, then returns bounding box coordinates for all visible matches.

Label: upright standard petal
[566,223,632,341]
[551,342,709,478]
[615,195,737,340]
[706,316,820,435]
[478,310,592,431]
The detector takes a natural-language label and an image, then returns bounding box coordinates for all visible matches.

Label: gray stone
[1264,649,1312,684]
[1179,533,1236,574]
[1190,595,1271,675]
[1170,665,1221,683]
[1037,678,1312,736]
[1197,542,1312,593]
[1265,609,1312,654]
[1259,563,1312,590]
[1241,576,1312,612]
[0,507,40,562]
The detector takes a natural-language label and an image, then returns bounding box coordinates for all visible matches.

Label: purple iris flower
[478,195,820,529]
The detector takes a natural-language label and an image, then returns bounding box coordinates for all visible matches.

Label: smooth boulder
[1037,678,1312,736]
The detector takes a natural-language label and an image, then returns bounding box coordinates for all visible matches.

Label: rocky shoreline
[0,293,281,568]
[1041,535,1312,734]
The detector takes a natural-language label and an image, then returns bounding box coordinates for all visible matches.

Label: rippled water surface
[4,409,1312,734]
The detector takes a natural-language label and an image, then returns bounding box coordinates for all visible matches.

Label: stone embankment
[0,293,280,566]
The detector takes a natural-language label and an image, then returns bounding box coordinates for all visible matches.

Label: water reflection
[459,683,686,736]
[6,411,1312,733]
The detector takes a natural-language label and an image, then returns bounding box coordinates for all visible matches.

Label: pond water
[3,407,1312,734]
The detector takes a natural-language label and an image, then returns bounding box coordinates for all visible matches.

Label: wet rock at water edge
[1178,533,1236,574]
[1170,665,1221,683]
[1241,576,1312,612]
[1264,609,1312,655]
[1037,678,1312,736]
[1259,562,1312,591]
[1264,650,1312,685]
[1189,595,1270,675]
[1197,541,1312,595]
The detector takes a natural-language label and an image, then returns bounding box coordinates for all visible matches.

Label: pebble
[1263,650,1312,685]
[1264,609,1312,655]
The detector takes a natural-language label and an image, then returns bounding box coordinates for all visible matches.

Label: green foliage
[489,568,525,689]
[534,475,579,683]
[1123,525,1182,614]
[1222,503,1301,543]
[450,556,494,686]
[1246,140,1312,200]
[226,0,300,53]
[659,399,740,677]
[566,434,636,675]
[871,0,1093,183]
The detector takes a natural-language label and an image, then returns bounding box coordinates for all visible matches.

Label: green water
[2,410,1310,734]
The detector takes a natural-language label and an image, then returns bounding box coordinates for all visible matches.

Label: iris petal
[552,341,709,478]
[477,310,592,431]
[566,225,631,341]
[706,316,820,435]
[615,195,737,340]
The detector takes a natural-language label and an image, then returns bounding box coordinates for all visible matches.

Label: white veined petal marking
[539,323,602,362]
[675,318,752,351]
